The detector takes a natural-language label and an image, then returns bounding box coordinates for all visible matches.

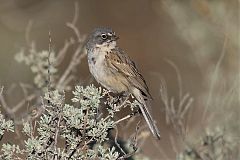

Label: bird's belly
[89,59,128,93]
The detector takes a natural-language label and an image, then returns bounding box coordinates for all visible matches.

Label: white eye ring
[101,34,107,40]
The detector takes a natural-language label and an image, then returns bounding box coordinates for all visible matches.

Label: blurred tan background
[0,0,239,159]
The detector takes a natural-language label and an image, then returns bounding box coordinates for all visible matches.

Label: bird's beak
[112,35,119,41]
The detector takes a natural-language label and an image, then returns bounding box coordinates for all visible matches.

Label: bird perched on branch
[86,27,160,139]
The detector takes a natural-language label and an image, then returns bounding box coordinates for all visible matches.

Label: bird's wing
[105,47,152,99]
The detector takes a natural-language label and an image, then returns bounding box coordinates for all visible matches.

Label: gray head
[86,27,119,51]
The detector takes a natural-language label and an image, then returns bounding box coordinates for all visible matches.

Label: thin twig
[117,121,140,160]
[53,114,62,160]
[66,2,85,43]
[0,90,12,114]
[72,2,79,25]
[25,20,33,47]
[62,75,75,90]
[0,86,3,96]
[54,1,86,91]
[6,84,17,95]
[54,115,62,147]
[180,97,194,118]
[164,58,183,100]
[114,114,132,125]
[56,45,86,90]
[128,124,147,140]
[82,108,89,159]
[48,30,52,92]
[56,38,75,65]
[169,134,178,155]
[66,23,82,42]
[203,36,228,121]
[11,94,36,113]
[1,91,36,123]
[178,93,190,114]
[114,126,126,155]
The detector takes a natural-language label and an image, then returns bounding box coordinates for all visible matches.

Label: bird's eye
[101,34,107,40]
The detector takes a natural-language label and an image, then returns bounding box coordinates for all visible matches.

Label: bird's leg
[107,92,124,105]
[113,93,122,104]
[114,92,130,111]
[105,92,130,111]
[105,92,124,110]
[106,92,115,104]
[118,92,129,104]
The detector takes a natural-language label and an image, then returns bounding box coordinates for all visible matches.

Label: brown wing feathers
[105,48,152,99]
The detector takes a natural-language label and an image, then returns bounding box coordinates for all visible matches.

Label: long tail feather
[139,101,161,139]
[133,88,160,139]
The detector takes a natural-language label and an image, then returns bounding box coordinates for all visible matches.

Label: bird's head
[86,27,119,51]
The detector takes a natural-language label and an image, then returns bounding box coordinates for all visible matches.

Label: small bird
[86,27,160,139]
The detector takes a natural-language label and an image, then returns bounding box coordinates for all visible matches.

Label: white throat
[96,41,116,52]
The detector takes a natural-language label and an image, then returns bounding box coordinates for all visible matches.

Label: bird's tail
[133,89,161,139]
[139,100,161,139]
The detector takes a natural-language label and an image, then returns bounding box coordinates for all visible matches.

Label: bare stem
[114,126,126,155]
[114,114,132,125]
[203,36,228,121]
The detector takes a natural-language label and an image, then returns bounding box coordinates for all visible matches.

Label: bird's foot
[113,93,130,111]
